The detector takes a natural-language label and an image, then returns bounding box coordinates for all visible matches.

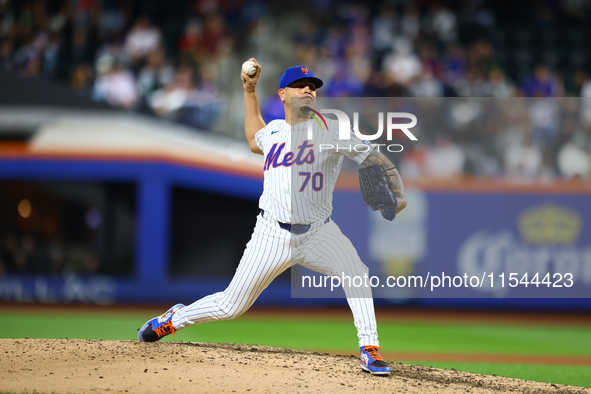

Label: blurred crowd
[1,0,591,180]
[353,97,591,183]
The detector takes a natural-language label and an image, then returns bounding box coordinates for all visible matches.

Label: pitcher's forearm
[241,58,265,154]
[244,90,265,152]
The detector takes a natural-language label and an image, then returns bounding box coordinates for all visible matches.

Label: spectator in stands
[179,12,228,62]
[454,69,488,96]
[42,32,61,78]
[418,43,441,78]
[400,4,420,41]
[176,63,223,130]
[178,18,203,55]
[410,69,443,97]
[411,43,445,96]
[527,93,560,148]
[149,64,197,118]
[294,18,321,67]
[363,70,387,96]
[557,131,591,179]
[425,134,465,178]
[382,37,421,88]
[124,15,162,67]
[520,64,562,97]
[486,68,515,97]
[504,133,543,181]
[321,23,349,60]
[310,45,338,88]
[442,42,466,86]
[399,144,427,180]
[136,47,175,111]
[92,55,138,109]
[11,24,51,77]
[425,2,457,44]
[346,20,372,82]
[370,3,397,70]
[2,0,590,182]
[467,40,496,80]
[325,64,365,97]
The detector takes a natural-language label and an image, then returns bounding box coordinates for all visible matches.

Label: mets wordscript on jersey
[263,140,315,171]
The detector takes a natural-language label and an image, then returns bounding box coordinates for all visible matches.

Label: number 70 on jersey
[299,171,324,192]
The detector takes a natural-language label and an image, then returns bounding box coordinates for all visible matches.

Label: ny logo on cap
[300,67,309,74]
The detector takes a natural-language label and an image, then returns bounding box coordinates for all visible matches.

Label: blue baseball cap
[278,65,323,90]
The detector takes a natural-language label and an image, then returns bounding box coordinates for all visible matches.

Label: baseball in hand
[242,60,257,76]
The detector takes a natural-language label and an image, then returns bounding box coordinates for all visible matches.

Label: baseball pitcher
[138,59,407,376]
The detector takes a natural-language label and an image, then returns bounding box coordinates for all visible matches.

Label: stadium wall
[1,155,589,310]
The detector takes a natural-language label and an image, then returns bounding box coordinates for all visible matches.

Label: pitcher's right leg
[171,214,292,330]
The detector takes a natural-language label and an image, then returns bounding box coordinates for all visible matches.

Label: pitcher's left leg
[299,221,391,375]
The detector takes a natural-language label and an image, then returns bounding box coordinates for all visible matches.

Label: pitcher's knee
[215,297,252,321]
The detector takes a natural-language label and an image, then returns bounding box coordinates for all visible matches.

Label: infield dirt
[1,338,589,394]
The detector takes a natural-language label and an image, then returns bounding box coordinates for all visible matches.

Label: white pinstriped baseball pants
[171,212,379,347]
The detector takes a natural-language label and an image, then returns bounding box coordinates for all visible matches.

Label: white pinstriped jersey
[170,114,382,350]
[255,118,374,224]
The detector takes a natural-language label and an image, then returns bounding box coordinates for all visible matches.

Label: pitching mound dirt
[0,338,589,394]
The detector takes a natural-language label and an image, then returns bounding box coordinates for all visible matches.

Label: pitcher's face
[279,78,317,109]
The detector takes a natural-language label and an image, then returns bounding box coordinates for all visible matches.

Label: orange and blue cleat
[138,304,186,342]
[360,346,391,376]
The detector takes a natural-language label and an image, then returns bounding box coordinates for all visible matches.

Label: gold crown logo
[518,203,582,245]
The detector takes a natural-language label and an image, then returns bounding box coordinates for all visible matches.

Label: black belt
[261,210,330,235]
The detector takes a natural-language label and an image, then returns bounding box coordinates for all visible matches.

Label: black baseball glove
[358,164,398,221]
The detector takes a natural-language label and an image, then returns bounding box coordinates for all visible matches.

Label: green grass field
[2,309,590,388]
